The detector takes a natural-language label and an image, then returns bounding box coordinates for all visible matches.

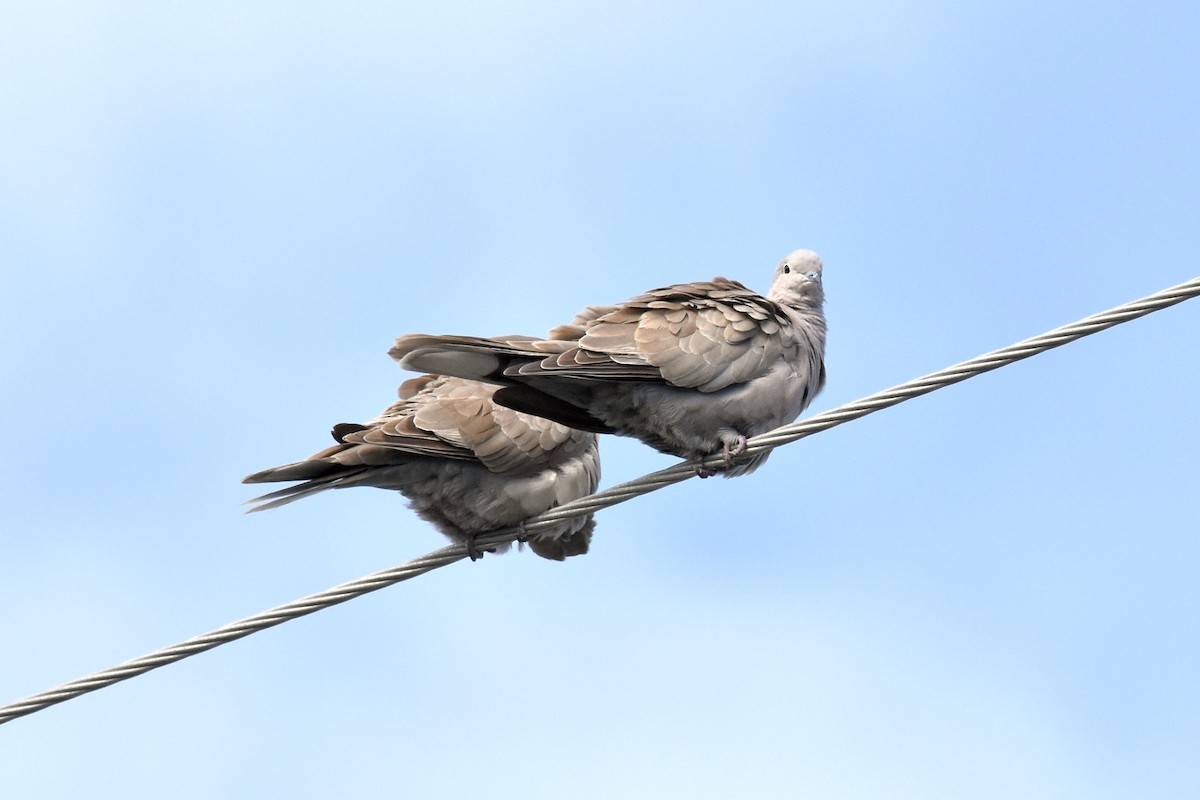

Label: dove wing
[341,375,577,476]
[505,278,797,393]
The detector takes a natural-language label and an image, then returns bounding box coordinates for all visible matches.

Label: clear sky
[2,2,1198,797]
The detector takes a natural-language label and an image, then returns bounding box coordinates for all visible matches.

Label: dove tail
[243,459,344,484]
[388,334,536,384]
[241,462,372,513]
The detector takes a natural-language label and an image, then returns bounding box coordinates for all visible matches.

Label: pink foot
[693,432,749,477]
[721,434,749,464]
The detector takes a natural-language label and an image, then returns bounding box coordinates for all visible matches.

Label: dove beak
[805,271,822,285]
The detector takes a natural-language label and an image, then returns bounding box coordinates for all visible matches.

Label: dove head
[768,249,824,309]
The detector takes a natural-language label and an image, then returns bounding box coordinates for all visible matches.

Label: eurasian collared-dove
[243,374,601,560]
[392,249,826,477]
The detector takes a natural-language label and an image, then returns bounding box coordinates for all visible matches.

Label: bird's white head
[768,249,824,308]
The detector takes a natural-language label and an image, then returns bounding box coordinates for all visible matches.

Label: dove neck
[779,302,827,345]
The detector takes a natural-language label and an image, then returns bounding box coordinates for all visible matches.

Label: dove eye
[783,265,791,274]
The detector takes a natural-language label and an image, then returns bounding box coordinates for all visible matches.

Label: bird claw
[721,434,749,464]
[465,531,495,561]
[466,536,486,561]
[692,431,748,476]
[468,520,529,560]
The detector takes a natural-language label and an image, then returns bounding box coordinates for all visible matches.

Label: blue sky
[2,2,1198,797]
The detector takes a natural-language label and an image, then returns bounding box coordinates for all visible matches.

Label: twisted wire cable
[2,274,1197,726]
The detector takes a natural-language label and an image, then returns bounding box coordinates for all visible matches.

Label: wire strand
[2,275,1198,726]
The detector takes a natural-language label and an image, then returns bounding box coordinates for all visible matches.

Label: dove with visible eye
[393,249,826,477]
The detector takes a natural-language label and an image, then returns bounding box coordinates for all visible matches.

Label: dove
[392,249,826,477]
[243,373,601,561]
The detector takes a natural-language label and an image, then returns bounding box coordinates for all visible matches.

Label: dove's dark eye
[783,265,791,274]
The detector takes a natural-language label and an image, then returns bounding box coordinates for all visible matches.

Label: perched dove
[392,249,826,477]
[243,374,601,561]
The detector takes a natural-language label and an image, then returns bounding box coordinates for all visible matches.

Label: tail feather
[406,352,499,383]
[389,334,546,384]
[242,458,343,484]
[392,348,507,384]
[243,467,372,513]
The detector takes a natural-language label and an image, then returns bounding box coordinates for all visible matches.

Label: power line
[2,275,1198,726]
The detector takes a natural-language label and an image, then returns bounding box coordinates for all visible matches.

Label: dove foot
[718,430,749,463]
[692,430,749,476]
[465,534,490,561]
